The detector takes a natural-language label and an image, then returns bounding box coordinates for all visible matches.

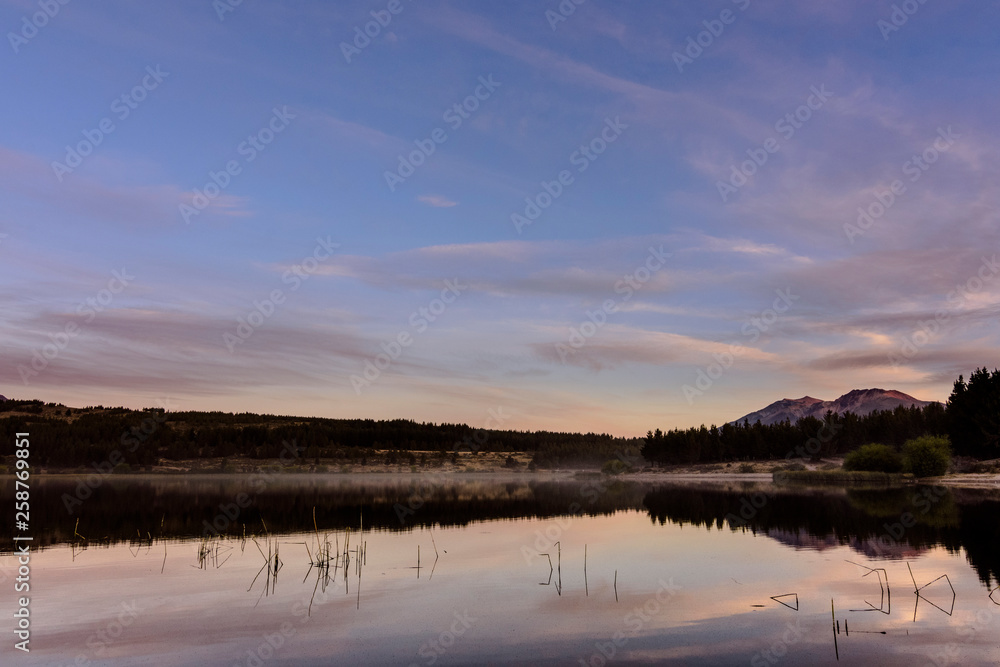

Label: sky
[1,0,998,436]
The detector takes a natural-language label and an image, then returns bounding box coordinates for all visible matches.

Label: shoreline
[10,464,999,490]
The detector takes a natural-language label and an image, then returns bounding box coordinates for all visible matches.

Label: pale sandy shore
[25,460,1000,490]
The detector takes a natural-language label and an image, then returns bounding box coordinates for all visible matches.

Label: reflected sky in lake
[3,476,999,665]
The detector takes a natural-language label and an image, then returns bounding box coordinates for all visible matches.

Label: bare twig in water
[538,553,554,586]
[907,563,956,618]
[846,561,890,614]
[831,599,839,661]
[770,593,799,611]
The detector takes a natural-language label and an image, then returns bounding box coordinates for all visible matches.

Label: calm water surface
[2,474,999,665]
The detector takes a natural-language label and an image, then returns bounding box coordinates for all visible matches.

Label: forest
[1,368,996,469]
[0,400,641,469]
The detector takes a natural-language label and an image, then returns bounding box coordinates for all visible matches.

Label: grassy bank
[773,469,906,485]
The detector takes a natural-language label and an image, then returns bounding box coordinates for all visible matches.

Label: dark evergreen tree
[947,368,1000,458]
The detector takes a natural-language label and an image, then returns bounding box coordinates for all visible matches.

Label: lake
[2,474,999,665]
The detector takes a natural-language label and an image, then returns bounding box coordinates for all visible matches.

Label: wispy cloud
[417,194,458,208]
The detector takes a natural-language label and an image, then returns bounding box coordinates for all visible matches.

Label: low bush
[843,443,903,473]
[903,435,951,478]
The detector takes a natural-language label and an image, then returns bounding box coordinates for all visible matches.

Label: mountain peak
[732,389,937,426]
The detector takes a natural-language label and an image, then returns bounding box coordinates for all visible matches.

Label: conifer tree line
[642,368,1000,464]
[1,368,996,468]
[0,402,639,468]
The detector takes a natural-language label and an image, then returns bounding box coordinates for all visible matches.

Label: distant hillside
[0,398,643,469]
[732,389,937,426]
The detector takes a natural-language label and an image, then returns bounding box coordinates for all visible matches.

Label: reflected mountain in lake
[643,483,1000,587]
[5,474,1000,665]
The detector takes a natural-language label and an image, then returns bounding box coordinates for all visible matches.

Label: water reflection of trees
[642,485,1000,587]
[3,476,998,588]
[0,476,648,549]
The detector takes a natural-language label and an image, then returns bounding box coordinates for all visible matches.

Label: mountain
[0,395,7,401]
[732,388,937,426]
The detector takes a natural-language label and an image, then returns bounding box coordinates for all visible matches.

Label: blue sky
[1,0,998,435]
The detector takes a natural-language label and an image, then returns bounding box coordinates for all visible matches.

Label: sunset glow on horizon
[2,1,998,436]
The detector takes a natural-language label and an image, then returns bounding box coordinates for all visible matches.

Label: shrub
[903,435,951,477]
[843,443,903,473]
[738,462,755,473]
